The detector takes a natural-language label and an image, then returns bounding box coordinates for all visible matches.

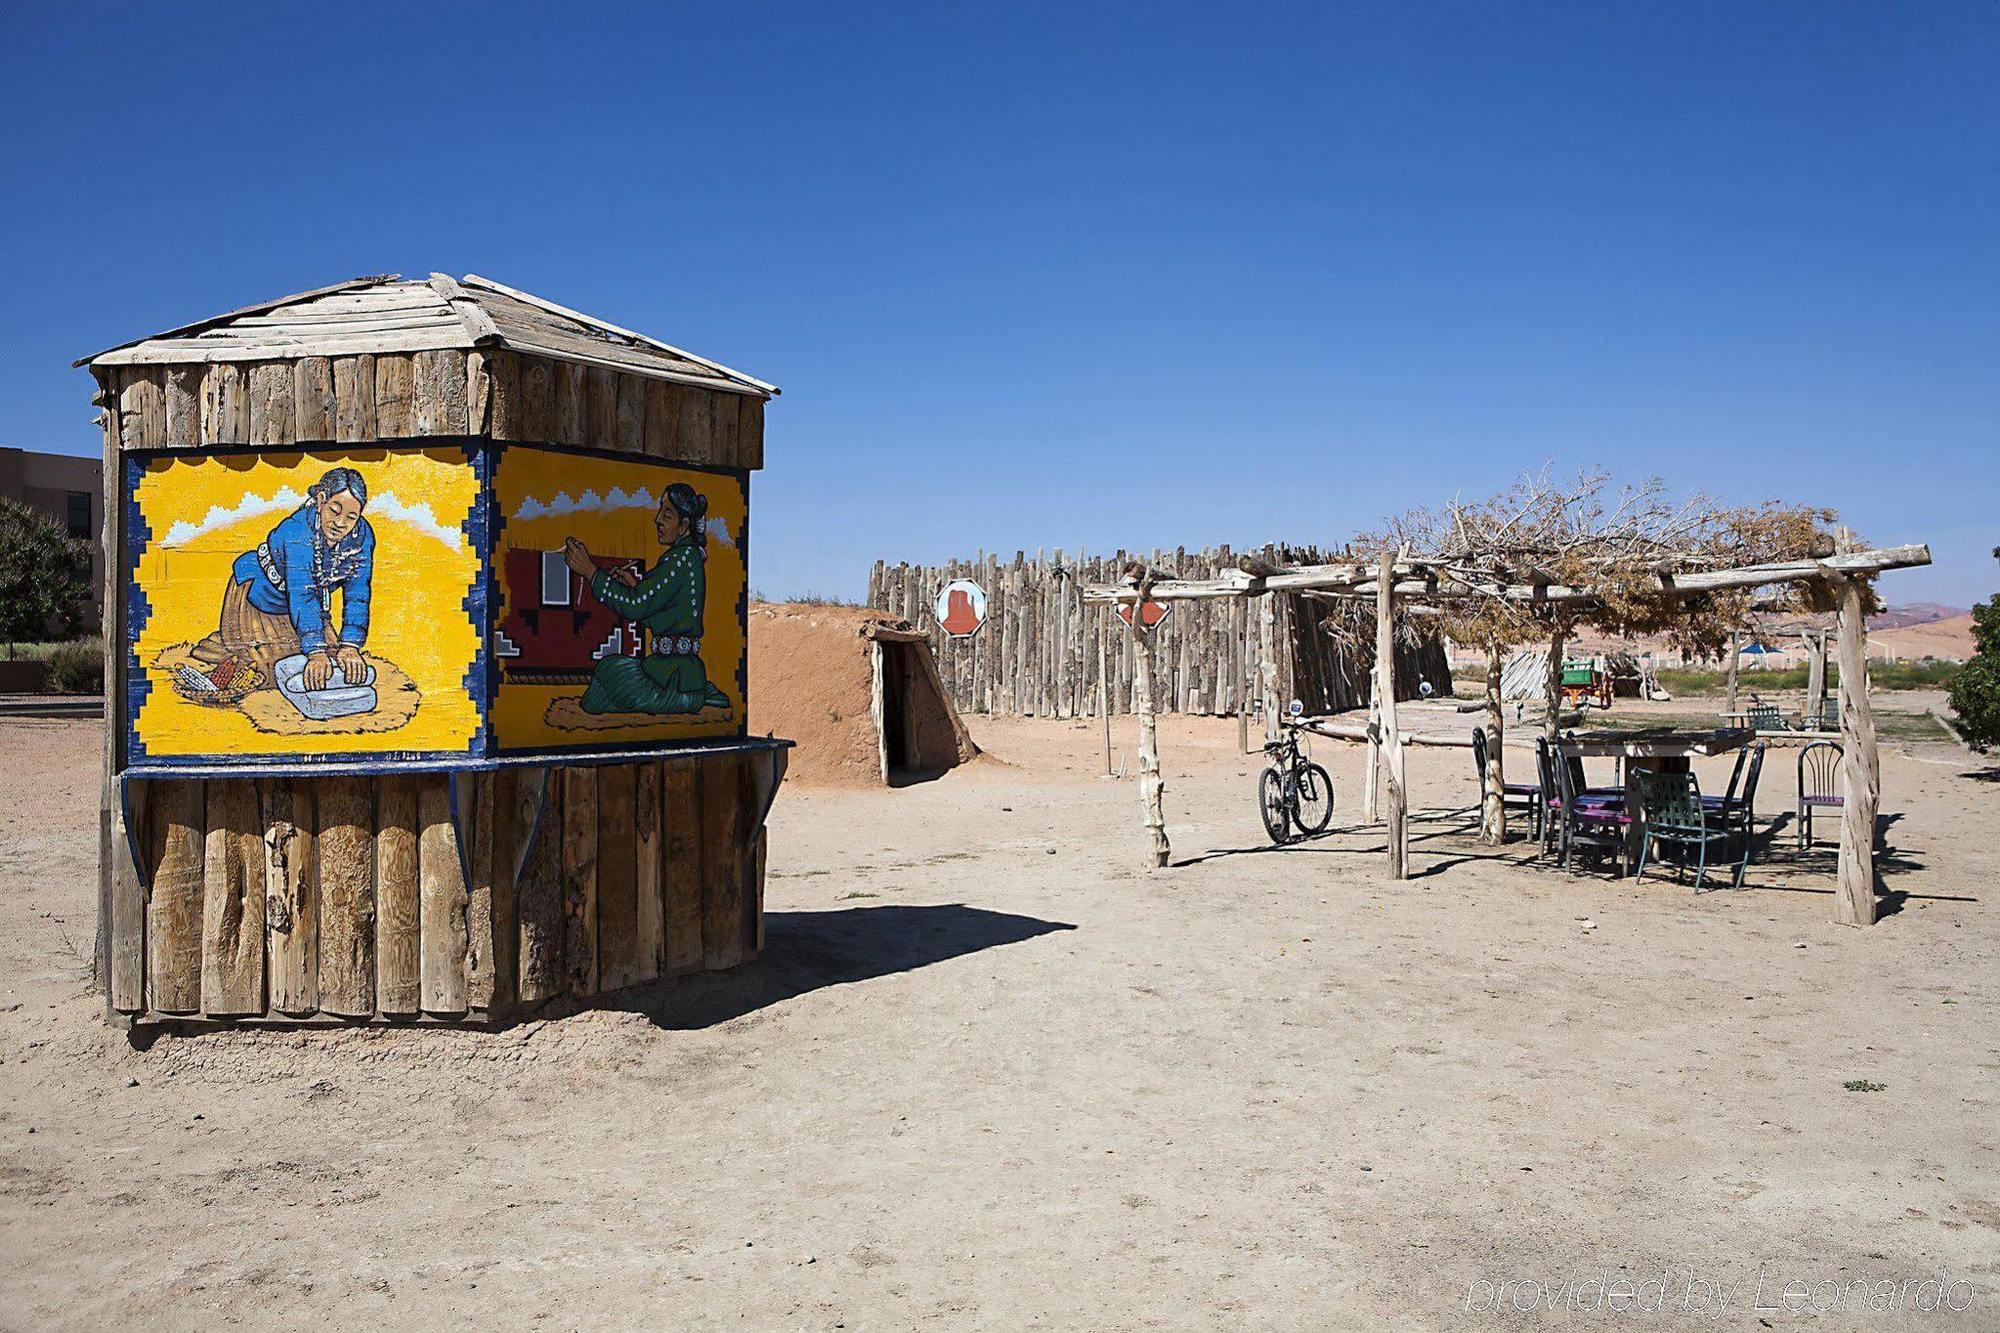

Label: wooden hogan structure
[82,273,787,1027]
[1084,540,1932,926]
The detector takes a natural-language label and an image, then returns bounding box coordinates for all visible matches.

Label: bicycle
[1259,722,1334,844]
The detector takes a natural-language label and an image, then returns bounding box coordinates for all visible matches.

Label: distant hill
[1869,602,1967,630]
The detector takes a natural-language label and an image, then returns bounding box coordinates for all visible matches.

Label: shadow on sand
[599,903,1076,1030]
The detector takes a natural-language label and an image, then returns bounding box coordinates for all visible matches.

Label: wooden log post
[634,762,665,984]
[662,761,705,975]
[560,767,599,996]
[1259,588,1279,743]
[1224,596,1240,752]
[199,778,265,1016]
[145,781,205,1014]
[1806,631,1829,728]
[317,776,375,1019]
[264,781,317,1016]
[418,777,469,1013]
[375,776,421,1016]
[1543,625,1567,739]
[1725,630,1742,715]
[1480,643,1506,845]
[513,767,565,1004]
[1362,699,1380,823]
[1376,556,1408,878]
[596,763,639,990]
[1128,570,1171,868]
[1835,576,1881,925]
[1099,610,1112,776]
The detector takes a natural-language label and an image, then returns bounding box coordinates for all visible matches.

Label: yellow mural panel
[491,447,747,751]
[130,447,483,759]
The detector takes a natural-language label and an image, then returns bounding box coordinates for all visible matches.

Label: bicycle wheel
[1259,768,1291,844]
[1292,762,1335,836]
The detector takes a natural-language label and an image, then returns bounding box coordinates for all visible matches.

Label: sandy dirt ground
[1,698,1996,1330]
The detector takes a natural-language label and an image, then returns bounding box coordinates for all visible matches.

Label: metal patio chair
[1798,740,1844,848]
[1703,742,1766,874]
[1746,701,1789,733]
[1635,769,1746,891]
[1555,739,1629,875]
[1472,726,1542,841]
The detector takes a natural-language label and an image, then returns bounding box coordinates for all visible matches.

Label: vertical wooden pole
[1258,590,1279,743]
[1128,573,1171,868]
[1725,629,1741,715]
[1481,643,1506,845]
[1806,631,1829,729]
[317,776,375,1018]
[264,781,317,1016]
[1099,610,1112,776]
[1835,577,1880,926]
[145,781,204,1015]
[199,777,265,1016]
[1235,597,1250,754]
[1376,556,1408,878]
[1543,625,1567,739]
[418,777,469,1014]
[635,762,664,984]
[561,767,599,995]
[374,775,421,1016]
[98,390,144,1016]
[1363,700,1380,823]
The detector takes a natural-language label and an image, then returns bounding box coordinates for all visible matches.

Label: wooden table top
[1558,727,1755,759]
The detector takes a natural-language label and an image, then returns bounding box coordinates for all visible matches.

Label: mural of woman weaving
[559,481,731,718]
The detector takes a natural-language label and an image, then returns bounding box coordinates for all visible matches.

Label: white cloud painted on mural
[159,487,463,551]
[514,486,738,547]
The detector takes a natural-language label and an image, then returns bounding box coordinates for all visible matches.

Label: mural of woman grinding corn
[561,481,730,715]
[193,466,373,691]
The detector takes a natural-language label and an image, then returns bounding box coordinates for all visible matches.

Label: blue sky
[6,3,1994,604]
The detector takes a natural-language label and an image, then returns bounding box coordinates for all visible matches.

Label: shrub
[1946,547,2000,751]
[0,497,92,645]
[45,639,103,694]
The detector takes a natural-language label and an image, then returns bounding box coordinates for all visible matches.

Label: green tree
[0,496,92,647]
[1946,546,2000,751]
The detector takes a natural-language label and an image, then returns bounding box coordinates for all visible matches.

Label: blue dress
[230,505,375,655]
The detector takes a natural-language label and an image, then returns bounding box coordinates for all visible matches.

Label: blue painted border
[122,455,154,767]
[117,437,758,775]
[124,734,791,780]
[486,441,751,757]
[121,440,487,769]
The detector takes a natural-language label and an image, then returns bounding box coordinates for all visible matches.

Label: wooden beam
[1080,544,1934,606]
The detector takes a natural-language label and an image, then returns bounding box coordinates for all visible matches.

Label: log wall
[866,547,1450,719]
[95,349,772,1025]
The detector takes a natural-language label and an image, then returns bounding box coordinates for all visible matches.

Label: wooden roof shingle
[77,273,776,397]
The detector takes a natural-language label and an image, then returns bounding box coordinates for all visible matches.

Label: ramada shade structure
[1083,541,1933,926]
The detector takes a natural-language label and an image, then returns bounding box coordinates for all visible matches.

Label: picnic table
[1559,727,1755,870]
[1721,708,1841,734]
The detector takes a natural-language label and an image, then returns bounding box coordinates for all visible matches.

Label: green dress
[579,537,730,715]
